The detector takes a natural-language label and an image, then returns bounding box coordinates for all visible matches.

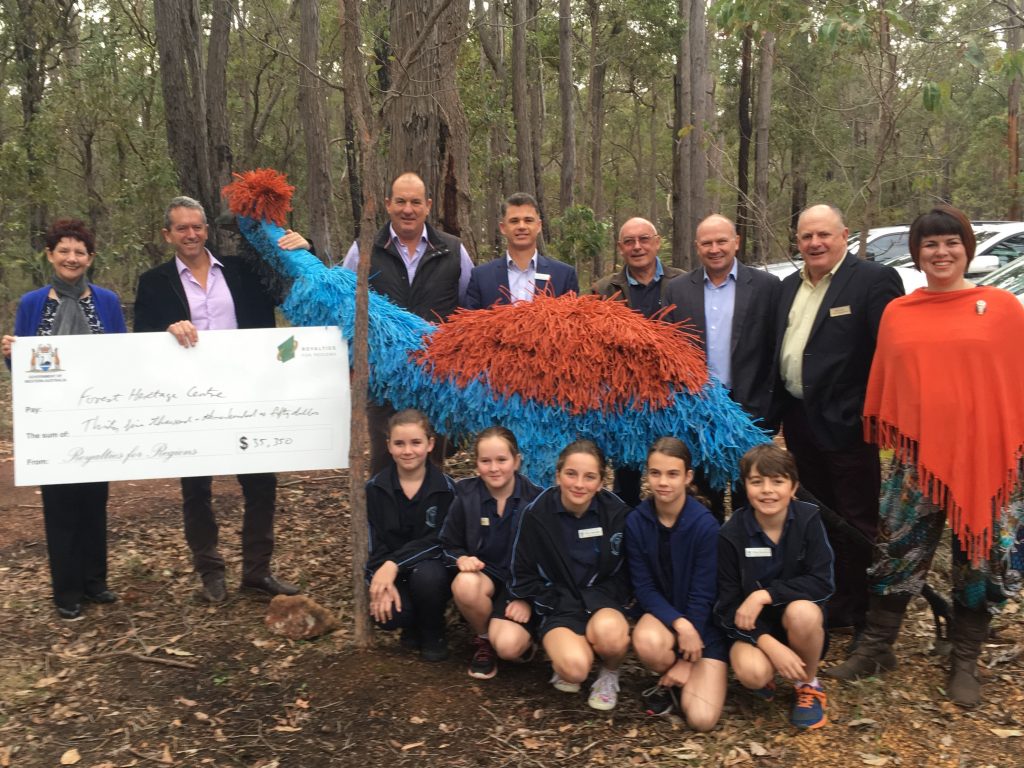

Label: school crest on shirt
[425,506,438,528]
[609,532,623,557]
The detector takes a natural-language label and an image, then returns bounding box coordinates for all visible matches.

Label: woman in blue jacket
[626,437,727,730]
[2,219,127,620]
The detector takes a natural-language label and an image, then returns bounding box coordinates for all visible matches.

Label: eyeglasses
[619,235,659,247]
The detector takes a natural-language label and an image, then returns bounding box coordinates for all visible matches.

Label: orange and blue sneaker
[751,680,776,702]
[790,682,827,730]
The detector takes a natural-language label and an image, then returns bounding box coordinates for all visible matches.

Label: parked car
[847,226,910,263]
[754,256,925,294]
[977,257,1024,304]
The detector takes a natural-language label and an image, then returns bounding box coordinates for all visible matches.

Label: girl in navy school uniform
[440,426,543,679]
[366,409,456,661]
[626,437,728,730]
[511,440,631,711]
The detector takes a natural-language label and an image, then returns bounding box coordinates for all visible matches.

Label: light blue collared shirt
[625,258,665,286]
[506,252,539,302]
[703,259,738,389]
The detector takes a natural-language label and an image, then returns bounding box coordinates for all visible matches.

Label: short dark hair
[501,192,540,218]
[44,218,95,254]
[387,408,435,439]
[556,439,607,476]
[908,204,976,270]
[739,443,798,483]
[473,425,520,459]
[647,436,692,469]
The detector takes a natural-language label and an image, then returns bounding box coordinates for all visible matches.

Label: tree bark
[511,0,536,197]
[206,0,233,254]
[475,0,507,257]
[385,0,474,249]
[753,31,775,262]
[299,0,336,262]
[153,0,220,248]
[528,0,547,237]
[736,26,753,263]
[338,0,377,650]
[1009,2,1022,220]
[558,0,575,212]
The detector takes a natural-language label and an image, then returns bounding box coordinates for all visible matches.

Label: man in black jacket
[134,196,299,603]
[774,204,903,633]
[341,172,474,474]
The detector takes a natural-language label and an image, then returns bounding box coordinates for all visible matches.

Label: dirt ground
[1,378,1022,768]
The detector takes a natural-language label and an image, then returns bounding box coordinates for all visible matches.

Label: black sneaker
[641,684,675,716]
[420,631,449,662]
[84,589,117,604]
[468,636,497,679]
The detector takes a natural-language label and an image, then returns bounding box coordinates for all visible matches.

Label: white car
[977,257,1024,305]
[755,256,926,294]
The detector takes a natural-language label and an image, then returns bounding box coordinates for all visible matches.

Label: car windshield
[979,260,1024,293]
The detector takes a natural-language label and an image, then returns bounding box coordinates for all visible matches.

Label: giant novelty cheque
[11,326,349,486]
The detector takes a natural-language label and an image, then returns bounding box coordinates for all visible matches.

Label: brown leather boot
[824,593,910,680]
[947,603,990,708]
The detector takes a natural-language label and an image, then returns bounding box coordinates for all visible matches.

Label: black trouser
[374,559,453,637]
[180,473,276,583]
[782,398,880,629]
[41,481,109,609]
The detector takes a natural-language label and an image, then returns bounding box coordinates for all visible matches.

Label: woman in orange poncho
[826,205,1024,707]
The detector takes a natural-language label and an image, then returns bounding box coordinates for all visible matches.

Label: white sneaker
[550,670,581,693]
[588,668,620,711]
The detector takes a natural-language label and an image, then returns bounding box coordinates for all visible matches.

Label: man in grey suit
[664,214,781,516]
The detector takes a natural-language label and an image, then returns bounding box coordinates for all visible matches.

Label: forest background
[1,0,1023,313]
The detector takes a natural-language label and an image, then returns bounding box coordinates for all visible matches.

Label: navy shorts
[756,605,830,658]
[537,605,628,640]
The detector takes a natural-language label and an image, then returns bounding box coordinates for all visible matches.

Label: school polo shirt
[557,499,602,589]
[740,505,797,590]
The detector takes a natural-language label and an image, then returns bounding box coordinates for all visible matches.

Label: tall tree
[1008,1,1022,220]
[735,26,753,261]
[511,0,536,197]
[558,0,576,211]
[753,30,775,261]
[298,0,336,262]
[384,0,474,248]
[474,0,509,257]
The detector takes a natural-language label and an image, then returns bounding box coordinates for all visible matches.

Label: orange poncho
[864,285,1024,562]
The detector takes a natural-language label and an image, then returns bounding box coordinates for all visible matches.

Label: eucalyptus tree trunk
[475,0,507,257]
[558,0,576,212]
[385,0,473,246]
[1009,2,1022,220]
[754,31,775,262]
[736,26,753,262]
[338,0,378,649]
[511,0,536,197]
[299,0,336,262]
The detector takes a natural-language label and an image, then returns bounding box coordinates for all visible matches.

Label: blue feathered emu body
[225,170,768,486]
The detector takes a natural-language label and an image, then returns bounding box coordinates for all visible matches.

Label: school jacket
[510,487,631,617]
[365,462,456,577]
[624,497,721,641]
[439,474,543,583]
[714,499,834,644]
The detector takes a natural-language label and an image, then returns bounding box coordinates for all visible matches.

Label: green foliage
[550,205,611,285]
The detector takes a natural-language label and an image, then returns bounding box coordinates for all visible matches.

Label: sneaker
[790,683,828,730]
[550,670,581,693]
[751,680,776,702]
[641,684,675,716]
[588,669,620,711]
[420,631,449,662]
[468,636,498,679]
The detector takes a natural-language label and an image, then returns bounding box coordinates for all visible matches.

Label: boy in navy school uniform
[715,443,835,730]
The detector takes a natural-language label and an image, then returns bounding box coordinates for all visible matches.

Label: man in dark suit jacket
[134,196,299,604]
[664,214,781,517]
[463,193,578,309]
[774,203,903,634]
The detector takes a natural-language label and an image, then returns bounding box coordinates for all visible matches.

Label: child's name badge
[534,272,551,282]
[745,547,772,558]
[480,517,490,526]
[578,526,603,539]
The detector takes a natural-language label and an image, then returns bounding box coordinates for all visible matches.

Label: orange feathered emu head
[222,168,295,227]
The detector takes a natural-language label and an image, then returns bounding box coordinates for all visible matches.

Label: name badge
[534,272,551,282]
[745,547,772,558]
[829,305,852,317]
[578,526,603,539]
[480,517,490,526]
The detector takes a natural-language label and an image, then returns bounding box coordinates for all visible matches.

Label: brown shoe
[241,575,300,597]
[199,574,228,604]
